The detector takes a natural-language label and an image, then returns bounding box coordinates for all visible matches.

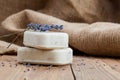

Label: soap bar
[17,47,73,65]
[23,31,68,49]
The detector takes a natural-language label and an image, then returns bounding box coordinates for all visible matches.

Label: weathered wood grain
[0,55,74,80]
[0,55,120,80]
[71,56,120,80]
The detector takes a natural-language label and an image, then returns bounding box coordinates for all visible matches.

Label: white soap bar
[23,31,68,49]
[17,47,73,65]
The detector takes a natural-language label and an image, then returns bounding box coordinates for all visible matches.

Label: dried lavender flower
[27,23,63,32]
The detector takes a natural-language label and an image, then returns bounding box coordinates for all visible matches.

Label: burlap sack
[1,0,120,57]
[0,40,19,54]
[66,22,120,57]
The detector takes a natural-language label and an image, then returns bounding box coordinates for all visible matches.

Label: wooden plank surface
[101,58,120,72]
[0,55,74,80]
[0,55,120,80]
[71,56,120,80]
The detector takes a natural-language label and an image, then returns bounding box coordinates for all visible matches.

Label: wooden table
[0,55,120,80]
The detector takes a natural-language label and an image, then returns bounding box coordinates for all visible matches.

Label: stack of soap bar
[17,31,73,65]
[17,47,73,65]
[23,31,68,49]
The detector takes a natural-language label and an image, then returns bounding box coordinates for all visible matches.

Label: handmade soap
[17,47,73,65]
[23,31,68,49]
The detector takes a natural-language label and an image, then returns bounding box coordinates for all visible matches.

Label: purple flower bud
[50,25,54,28]
[54,25,59,30]
[59,25,63,30]
[40,27,47,32]
[39,24,42,27]
[44,25,52,30]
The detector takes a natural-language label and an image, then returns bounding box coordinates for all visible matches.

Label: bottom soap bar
[17,47,73,65]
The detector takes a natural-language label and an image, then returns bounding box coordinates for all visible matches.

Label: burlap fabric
[1,0,120,57]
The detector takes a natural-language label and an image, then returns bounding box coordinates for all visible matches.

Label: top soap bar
[23,31,69,49]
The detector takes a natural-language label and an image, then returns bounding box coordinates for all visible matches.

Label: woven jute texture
[1,0,120,57]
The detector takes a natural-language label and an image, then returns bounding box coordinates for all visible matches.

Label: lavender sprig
[27,23,63,32]
[7,23,63,49]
